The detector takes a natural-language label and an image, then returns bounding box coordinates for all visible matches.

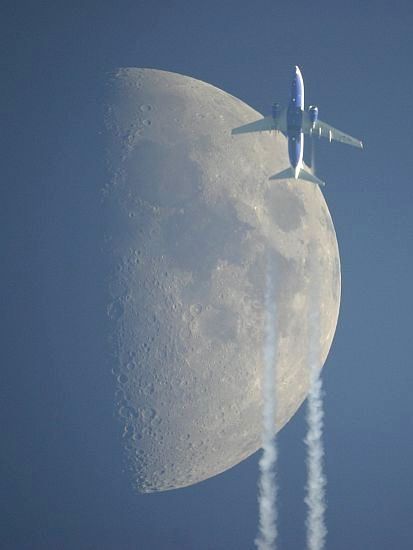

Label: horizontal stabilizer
[298,167,325,187]
[269,166,325,187]
[269,167,295,181]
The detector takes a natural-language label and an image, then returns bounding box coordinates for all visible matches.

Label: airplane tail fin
[269,166,325,187]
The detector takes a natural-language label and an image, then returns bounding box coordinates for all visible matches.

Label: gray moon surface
[103,68,340,493]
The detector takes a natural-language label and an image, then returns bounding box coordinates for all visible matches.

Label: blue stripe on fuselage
[287,66,304,170]
[290,65,304,109]
[288,133,302,169]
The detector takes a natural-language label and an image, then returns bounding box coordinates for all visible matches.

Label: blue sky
[3,1,413,548]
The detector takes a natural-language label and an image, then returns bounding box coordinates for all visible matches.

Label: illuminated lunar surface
[103,68,340,492]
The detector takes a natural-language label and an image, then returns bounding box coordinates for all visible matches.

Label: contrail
[255,260,278,550]
[305,288,327,550]
[310,135,316,175]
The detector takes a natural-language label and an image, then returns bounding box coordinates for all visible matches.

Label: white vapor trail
[305,298,327,550]
[310,135,316,175]
[255,261,278,550]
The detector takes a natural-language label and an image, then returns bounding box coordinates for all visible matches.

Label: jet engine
[272,102,281,120]
[308,105,319,128]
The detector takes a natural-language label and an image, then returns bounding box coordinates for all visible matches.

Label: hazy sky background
[3,1,413,548]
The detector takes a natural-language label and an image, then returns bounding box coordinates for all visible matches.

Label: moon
[103,68,340,493]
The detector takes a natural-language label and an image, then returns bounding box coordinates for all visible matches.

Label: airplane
[231,66,363,186]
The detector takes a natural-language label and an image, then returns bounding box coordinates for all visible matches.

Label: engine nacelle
[308,105,319,128]
[272,102,281,120]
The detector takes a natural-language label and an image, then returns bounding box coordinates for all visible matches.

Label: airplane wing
[303,115,363,149]
[231,110,287,135]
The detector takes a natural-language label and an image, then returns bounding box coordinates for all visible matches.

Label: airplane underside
[231,66,363,187]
